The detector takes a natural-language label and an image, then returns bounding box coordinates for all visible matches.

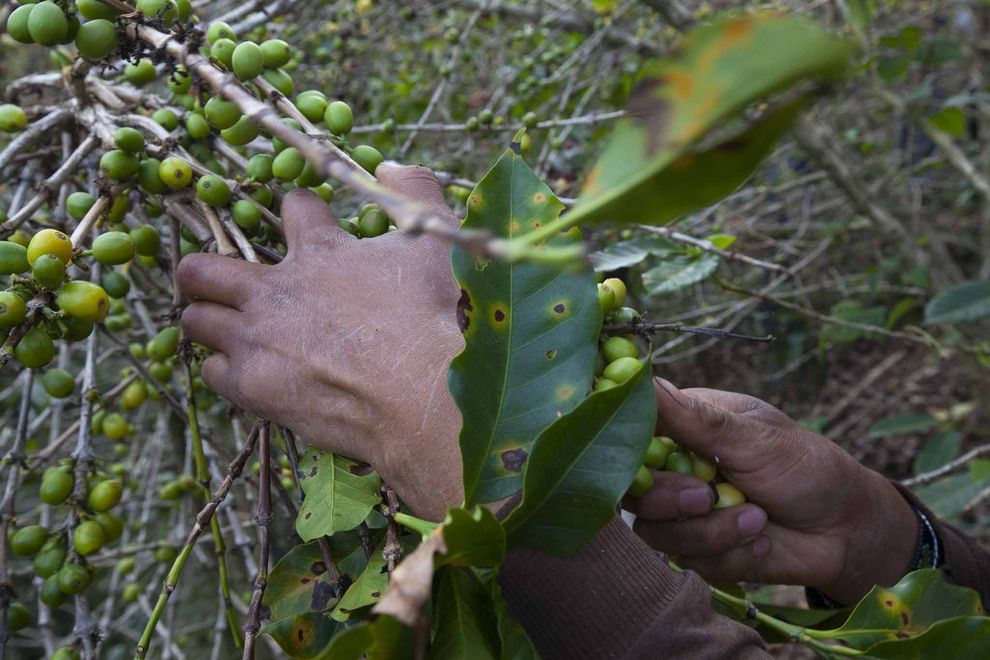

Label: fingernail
[736,508,767,538]
[677,487,713,515]
[753,535,771,558]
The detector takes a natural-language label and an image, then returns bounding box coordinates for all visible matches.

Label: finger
[180,302,241,354]
[176,253,266,308]
[623,471,714,521]
[677,535,772,583]
[377,163,458,226]
[280,188,353,257]
[200,352,232,401]
[654,378,769,467]
[633,503,768,558]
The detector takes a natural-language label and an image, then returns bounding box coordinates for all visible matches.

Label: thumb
[376,163,458,226]
[654,378,773,470]
[279,188,353,256]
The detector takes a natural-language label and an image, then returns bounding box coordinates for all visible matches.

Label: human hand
[625,379,918,603]
[177,165,465,520]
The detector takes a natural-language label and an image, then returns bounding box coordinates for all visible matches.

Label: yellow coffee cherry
[26,229,73,266]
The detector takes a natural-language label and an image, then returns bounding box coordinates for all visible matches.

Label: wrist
[820,470,918,603]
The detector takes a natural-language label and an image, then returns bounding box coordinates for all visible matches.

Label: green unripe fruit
[7,5,36,44]
[185,112,210,140]
[0,291,27,329]
[64,317,95,342]
[0,104,28,132]
[122,582,141,604]
[75,18,118,59]
[522,111,538,128]
[123,58,157,86]
[112,127,144,154]
[11,525,48,556]
[41,575,67,606]
[15,327,55,369]
[210,37,236,68]
[21,252,54,286]
[249,185,273,208]
[627,464,654,497]
[100,149,140,181]
[665,451,694,475]
[52,648,81,660]
[310,182,334,203]
[57,562,91,595]
[88,479,122,512]
[195,175,230,206]
[73,520,106,556]
[260,39,292,68]
[597,283,615,316]
[121,380,147,410]
[0,241,30,275]
[128,342,145,359]
[232,41,264,80]
[167,67,191,94]
[478,109,494,125]
[77,0,121,20]
[351,145,383,174]
[28,2,68,46]
[8,231,30,249]
[33,540,67,578]
[644,436,676,469]
[7,602,30,632]
[324,100,354,135]
[206,21,235,45]
[593,378,618,393]
[117,556,136,575]
[136,0,176,22]
[41,368,75,398]
[40,468,74,505]
[66,192,96,221]
[610,306,640,324]
[232,200,262,234]
[95,513,123,543]
[601,336,638,363]
[602,356,642,385]
[262,67,294,96]
[104,313,131,332]
[296,162,322,188]
[159,481,184,500]
[221,116,259,145]
[90,410,107,435]
[149,360,172,381]
[271,117,301,153]
[246,154,274,182]
[102,412,128,440]
[294,92,327,123]
[148,326,179,361]
[130,225,160,258]
[714,482,746,509]
[692,454,717,482]
[204,96,241,129]
[56,281,110,322]
[154,545,178,563]
[151,108,179,131]
[357,205,389,238]
[602,277,627,307]
[137,158,167,194]
[101,270,130,299]
[272,148,305,181]
[91,231,135,266]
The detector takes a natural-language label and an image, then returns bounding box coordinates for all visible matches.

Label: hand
[625,379,918,603]
[177,165,465,520]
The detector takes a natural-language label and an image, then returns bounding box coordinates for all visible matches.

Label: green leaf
[262,612,342,659]
[969,460,990,484]
[913,472,990,520]
[819,301,886,344]
[427,568,501,660]
[925,280,990,324]
[588,236,677,272]
[295,452,382,542]
[440,507,505,568]
[912,430,962,475]
[569,15,851,227]
[846,0,872,31]
[867,413,937,439]
[503,363,657,554]
[927,107,965,138]
[264,542,340,621]
[332,539,390,622]
[450,147,601,506]
[328,528,382,579]
[706,233,736,250]
[643,252,720,295]
[810,569,984,649]
[489,580,540,660]
[313,615,414,660]
[862,615,990,658]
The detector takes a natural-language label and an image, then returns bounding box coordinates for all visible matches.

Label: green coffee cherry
[154,545,178,563]
[135,0,176,22]
[112,127,144,154]
[41,368,75,398]
[221,116,259,145]
[15,327,55,369]
[325,100,354,135]
[137,158,167,194]
[232,41,264,80]
[123,58,157,85]
[0,104,28,132]
[101,270,130,299]
[91,231,135,266]
[691,454,717,482]
[40,467,74,504]
[232,200,262,234]
[121,380,147,411]
[158,157,192,189]
[601,336,637,363]
[627,464,653,497]
[56,281,110,322]
[77,0,121,21]
[601,277,627,307]
[57,562,91,595]
[643,436,674,469]
[185,112,211,140]
[196,175,230,206]
[272,148,305,181]
[122,582,141,604]
[7,602,30,632]
[102,412,129,441]
[28,2,68,47]
[665,451,693,475]
[73,520,106,556]
[204,96,241,129]
[0,291,27,330]
[294,91,327,123]
[11,525,48,556]
[75,18,118,59]
[260,39,291,68]
[117,556,136,575]
[610,306,640,324]
[32,254,66,289]
[0,241,30,275]
[206,20,235,45]
[6,5,36,45]
[148,326,179,361]
[262,68,294,96]
[246,154,274,182]
[167,66,192,94]
[357,204,389,238]
[597,283,615,316]
[100,150,140,181]
[351,145,383,174]
[714,482,745,509]
[149,360,173,381]
[33,540,67,578]
[131,224,162,256]
[211,37,236,68]
[88,479,122,512]
[601,356,642,385]
[593,378,617,392]
[66,192,96,221]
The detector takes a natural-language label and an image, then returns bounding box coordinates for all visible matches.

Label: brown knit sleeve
[498,517,769,660]
[895,483,990,610]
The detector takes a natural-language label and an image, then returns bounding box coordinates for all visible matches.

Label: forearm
[498,517,769,660]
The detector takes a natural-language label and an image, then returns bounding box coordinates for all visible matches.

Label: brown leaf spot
[532,192,547,205]
[664,71,693,99]
[501,448,528,473]
[456,288,474,333]
[553,303,565,314]
[895,631,911,639]
[371,591,381,598]
[310,581,334,611]
[301,577,311,584]
[900,611,910,626]
[304,511,312,519]
[308,466,318,478]
[310,561,327,575]
[557,384,577,401]
[546,349,556,360]
[626,78,671,155]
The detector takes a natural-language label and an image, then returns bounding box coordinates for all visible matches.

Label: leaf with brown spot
[295,451,382,541]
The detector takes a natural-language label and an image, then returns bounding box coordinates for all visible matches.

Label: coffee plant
[1,1,988,658]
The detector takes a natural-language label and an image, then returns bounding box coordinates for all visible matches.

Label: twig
[902,444,990,487]
[603,319,775,343]
[637,225,792,275]
[241,423,271,660]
